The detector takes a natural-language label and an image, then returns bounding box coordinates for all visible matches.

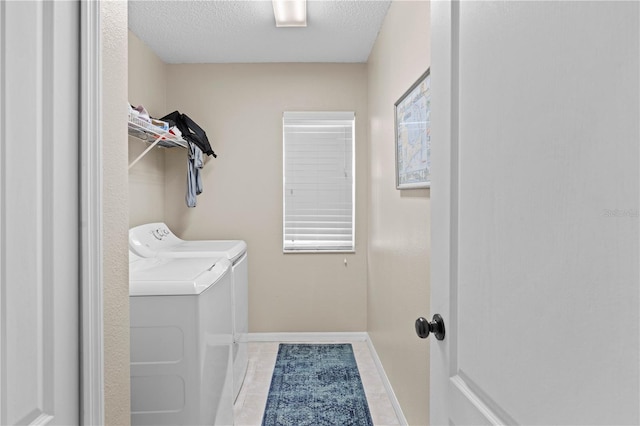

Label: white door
[1,1,80,424]
[429,1,639,425]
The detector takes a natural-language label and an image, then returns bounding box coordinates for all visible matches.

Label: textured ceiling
[128,0,392,63]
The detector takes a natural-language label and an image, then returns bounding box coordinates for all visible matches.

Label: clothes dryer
[129,252,234,425]
[129,223,249,400]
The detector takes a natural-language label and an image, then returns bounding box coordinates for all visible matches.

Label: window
[283,111,355,252]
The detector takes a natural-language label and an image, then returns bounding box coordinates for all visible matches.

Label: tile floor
[233,340,401,426]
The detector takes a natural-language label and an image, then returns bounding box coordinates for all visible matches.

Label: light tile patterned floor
[233,340,401,426]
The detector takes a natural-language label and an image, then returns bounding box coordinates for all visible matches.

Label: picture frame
[395,68,431,189]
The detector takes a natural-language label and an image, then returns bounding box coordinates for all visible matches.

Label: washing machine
[129,251,234,426]
[129,222,249,401]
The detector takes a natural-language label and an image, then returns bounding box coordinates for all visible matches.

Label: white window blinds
[283,111,355,252]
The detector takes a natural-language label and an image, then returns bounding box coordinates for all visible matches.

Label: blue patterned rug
[261,344,374,426]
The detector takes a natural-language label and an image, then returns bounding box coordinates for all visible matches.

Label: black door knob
[415,314,445,340]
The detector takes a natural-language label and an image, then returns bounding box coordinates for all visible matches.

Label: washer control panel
[129,222,182,257]
[151,227,171,240]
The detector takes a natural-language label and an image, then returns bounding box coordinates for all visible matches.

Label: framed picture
[395,68,431,189]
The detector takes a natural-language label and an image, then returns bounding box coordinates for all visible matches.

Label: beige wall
[102,1,131,425]
[128,31,167,227]
[125,6,431,422]
[367,1,431,425]
[163,63,369,332]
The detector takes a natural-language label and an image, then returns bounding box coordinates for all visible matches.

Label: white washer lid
[129,223,247,263]
[154,240,247,263]
[129,257,231,296]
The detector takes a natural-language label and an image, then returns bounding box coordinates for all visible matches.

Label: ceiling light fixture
[272,0,307,28]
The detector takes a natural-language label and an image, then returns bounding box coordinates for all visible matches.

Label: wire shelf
[128,112,187,169]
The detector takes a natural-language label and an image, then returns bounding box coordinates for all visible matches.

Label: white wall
[163,63,369,333]
[367,1,431,425]
[102,2,131,425]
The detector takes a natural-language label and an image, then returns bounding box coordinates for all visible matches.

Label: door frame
[80,1,104,424]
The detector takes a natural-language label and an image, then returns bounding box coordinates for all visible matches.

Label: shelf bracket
[129,135,161,169]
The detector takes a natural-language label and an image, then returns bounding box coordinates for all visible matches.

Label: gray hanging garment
[195,143,203,195]
[186,141,204,207]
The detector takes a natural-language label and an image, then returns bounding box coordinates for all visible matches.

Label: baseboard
[365,334,409,426]
[247,331,408,425]
[247,331,369,342]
